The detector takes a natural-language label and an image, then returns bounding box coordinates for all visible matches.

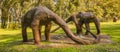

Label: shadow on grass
[0,31,36,52]
[0,32,34,46]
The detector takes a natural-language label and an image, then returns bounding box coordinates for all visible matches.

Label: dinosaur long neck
[52,14,91,45]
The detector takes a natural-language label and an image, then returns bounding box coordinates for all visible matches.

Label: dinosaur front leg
[45,23,52,41]
[31,19,40,44]
[85,23,90,35]
[32,25,40,44]
[38,25,42,41]
[77,20,84,36]
[22,24,28,42]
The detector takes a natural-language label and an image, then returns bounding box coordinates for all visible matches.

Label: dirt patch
[48,34,112,44]
[25,34,112,48]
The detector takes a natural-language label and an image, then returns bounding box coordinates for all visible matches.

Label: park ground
[0,21,120,52]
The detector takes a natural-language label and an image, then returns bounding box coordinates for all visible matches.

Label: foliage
[0,0,120,29]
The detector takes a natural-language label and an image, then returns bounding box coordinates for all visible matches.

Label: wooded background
[0,0,120,29]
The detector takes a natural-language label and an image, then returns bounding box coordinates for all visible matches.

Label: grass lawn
[0,21,120,52]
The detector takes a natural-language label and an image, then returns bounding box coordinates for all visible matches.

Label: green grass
[0,21,120,52]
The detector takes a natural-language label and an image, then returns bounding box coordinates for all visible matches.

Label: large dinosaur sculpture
[21,6,93,45]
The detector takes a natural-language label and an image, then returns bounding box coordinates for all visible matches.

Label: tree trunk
[1,8,8,28]
[1,17,6,28]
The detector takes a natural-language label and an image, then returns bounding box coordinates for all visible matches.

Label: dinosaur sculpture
[51,12,101,41]
[21,6,93,45]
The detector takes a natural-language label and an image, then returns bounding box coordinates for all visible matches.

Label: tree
[1,0,18,28]
[0,0,120,29]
